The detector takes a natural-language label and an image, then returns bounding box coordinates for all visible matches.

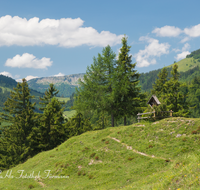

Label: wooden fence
[137,110,173,123]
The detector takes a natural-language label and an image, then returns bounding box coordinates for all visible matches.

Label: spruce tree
[0,78,38,169]
[152,67,168,98]
[165,64,189,116]
[38,84,67,151]
[116,36,146,125]
[74,45,117,127]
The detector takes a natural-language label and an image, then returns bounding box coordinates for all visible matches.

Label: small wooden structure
[137,95,173,122]
[147,95,161,107]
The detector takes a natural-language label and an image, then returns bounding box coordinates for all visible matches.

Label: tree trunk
[124,116,126,126]
[111,112,114,127]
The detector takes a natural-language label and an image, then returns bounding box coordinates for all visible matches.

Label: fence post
[153,110,155,117]
[137,113,140,123]
[170,110,172,117]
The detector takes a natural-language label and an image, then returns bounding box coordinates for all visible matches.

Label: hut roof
[147,95,161,106]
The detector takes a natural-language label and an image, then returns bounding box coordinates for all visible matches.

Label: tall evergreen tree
[165,64,189,116]
[38,84,67,151]
[74,45,117,127]
[0,78,38,169]
[116,36,146,125]
[152,67,168,98]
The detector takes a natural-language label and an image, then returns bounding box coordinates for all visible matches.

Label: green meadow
[0,117,200,189]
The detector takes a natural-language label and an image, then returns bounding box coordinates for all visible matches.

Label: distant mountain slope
[27,73,85,97]
[166,48,200,72]
[0,75,44,113]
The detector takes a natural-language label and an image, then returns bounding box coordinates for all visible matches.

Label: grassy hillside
[167,57,200,72]
[1,117,200,189]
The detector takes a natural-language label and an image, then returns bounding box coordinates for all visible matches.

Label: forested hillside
[0,75,45,113]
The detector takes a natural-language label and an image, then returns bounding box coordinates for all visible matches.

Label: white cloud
[134,37,170,67]
[174,43,190,61]
[182,43,190,51]
[175,51,190,61]
[0,71,13,78]
[180,37,190,43]
[16,75,38,82]
[25,75,38,81]
[54,72,65,77]
[184,24,200,37]
[152,26,182,37]
[5,53,52,69]
[16,79,22,82]
[172,48,180,53]
[0,15,123,47]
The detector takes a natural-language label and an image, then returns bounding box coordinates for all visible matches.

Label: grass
[1,117,200,189]
[63,110,76,119]
[167,57,200,72]
[56,97,70,103]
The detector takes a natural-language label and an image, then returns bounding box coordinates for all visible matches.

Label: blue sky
[1,0,200,82]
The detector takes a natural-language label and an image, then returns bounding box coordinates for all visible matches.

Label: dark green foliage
[65,112,92,138]
[0,79,39,169]
[64,92,75,111]
[0,74,17,88]
[186,48,200,59]
[74,45,117,127]
[150,64,190,117]
[38,84,67,151]
[115,36,146,125]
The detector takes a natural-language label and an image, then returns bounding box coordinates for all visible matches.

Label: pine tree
[0,78,38,169]
[38,84,67,151]
[152,67,168,98]
[165,64,189,116]
[74,45,117,127]
[115,36,146,125]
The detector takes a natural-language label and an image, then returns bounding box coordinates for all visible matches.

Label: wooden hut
[147,95,161,107]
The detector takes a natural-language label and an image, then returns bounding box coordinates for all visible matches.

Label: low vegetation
[0,117,199,189]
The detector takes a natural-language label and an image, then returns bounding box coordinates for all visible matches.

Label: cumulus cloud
[134,36,170,67]
[0,71,13,78]
[54,72,65,77]
[174,43,190,61]
[0,15,123,47]
[152,26,182,37]
[5,53,52,69]
[184,24,200,37]
[180,37,190,43]
[16,75,39,82]
[182,43,190,51]
[175,51,190,61]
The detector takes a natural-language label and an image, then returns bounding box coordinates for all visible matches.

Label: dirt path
[109,136,173,162]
